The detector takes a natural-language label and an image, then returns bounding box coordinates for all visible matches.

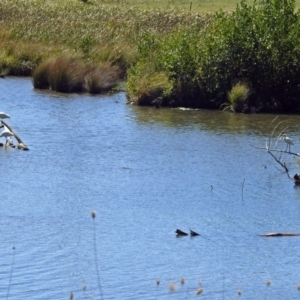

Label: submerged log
[1,120,29,150]
[259,232,300,237]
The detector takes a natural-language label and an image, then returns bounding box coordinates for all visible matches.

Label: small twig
[251,145,299,156]
[6,246,15,300]
[241,178,245,203]
[91,211,104,300]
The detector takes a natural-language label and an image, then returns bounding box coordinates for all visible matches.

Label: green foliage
[127,28,207,107]
[200,0,300,111]
[126,58,173,105]
[128,0,300,111]
[157,29,206,107]
[79,35,94,57]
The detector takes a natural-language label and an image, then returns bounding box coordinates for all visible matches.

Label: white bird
[282,134,294,152]
[0,127,14,145]
[0,112,10,119]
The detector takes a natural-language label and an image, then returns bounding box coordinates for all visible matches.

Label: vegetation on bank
[0,0,212,94]
[2,0,300,111]
[128,0,300,112]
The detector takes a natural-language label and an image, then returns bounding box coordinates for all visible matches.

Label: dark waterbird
[175,229,188,236]
[190,229,200,236]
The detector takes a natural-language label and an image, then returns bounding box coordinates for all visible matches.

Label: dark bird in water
[294,174,300,185]
[175,229,188,236]
[190,229,200,236]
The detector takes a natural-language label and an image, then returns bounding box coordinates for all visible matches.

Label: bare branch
[254,118,299,183]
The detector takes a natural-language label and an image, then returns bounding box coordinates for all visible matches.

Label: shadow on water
[130,105,300,136]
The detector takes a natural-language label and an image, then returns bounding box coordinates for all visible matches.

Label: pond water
[1,77,300,299]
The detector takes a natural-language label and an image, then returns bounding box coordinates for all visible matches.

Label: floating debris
[1,120,29,150]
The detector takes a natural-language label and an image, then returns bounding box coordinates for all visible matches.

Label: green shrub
[127,0,300,112]
[127,29,207,107]
[200,0,300,112]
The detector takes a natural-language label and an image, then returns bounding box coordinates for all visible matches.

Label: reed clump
[221,82,252,113]
[33,56,121,93]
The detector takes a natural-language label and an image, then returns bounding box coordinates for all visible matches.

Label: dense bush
[200,0,300,112]
[127,0,300,112]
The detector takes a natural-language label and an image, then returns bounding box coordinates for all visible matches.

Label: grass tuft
[84,64,121,94]
[221,82,252,113]
[33,57,121,94]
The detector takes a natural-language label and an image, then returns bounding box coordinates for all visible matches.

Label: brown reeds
[47,56,84,93]
[33,56,121,94]
[84,64,121,94]
[32,58,53,89]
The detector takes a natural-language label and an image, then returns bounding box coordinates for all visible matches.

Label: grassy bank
[127,0,300,112]
[2,0,300,111]
[0,0,216,93]
[0,0,213,75]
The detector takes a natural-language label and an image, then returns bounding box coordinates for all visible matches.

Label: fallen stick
[1,120,29,150]
[259,232,300,237]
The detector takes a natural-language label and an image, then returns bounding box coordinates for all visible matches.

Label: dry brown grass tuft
[33,56,121,93]
[84,64,121,94]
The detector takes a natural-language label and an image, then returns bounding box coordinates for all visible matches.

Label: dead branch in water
[251,117,299,182]
[259,232,300,237]
[1,120,29,150]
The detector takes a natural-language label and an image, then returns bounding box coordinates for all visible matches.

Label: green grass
[0,0,217,77]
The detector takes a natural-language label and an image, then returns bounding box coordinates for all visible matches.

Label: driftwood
[1,120,29,150]
[259,232,300,237]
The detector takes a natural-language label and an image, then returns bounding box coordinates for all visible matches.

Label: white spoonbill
[0,128,14,145]
[282,134,294,152]
[0,112,10,119]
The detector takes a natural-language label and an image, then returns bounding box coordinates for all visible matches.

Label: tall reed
[6,246,16,300]
[91,211,104,300]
